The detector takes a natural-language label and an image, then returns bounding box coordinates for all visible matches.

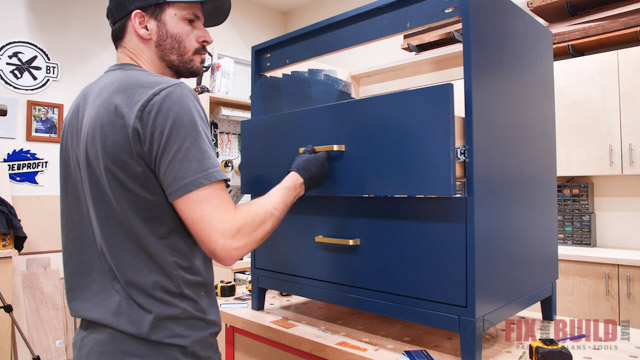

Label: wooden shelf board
[528,0,626,23]
[401,18,462,53]
[553,26,640,58]
[213,257,251,272]
[209,94,251,111]
[349,43,463,98]
[549,2,640,44]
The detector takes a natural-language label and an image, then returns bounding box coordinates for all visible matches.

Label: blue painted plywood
[252,0,460,76]
[254,196,467,306]
[461,0,557,316]
[242,84,458,197]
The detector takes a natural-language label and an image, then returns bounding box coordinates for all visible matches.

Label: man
[34,108,57,135]
[60,1,329,359]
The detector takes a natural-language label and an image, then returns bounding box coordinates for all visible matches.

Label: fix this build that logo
[3,149,48,185]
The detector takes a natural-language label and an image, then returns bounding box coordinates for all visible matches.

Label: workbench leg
[251,276,267,310]
[540,281,556,321]
[225,324,235,360]
[459,317,482,360]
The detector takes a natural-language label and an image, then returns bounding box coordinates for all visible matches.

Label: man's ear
[129,10,154,41]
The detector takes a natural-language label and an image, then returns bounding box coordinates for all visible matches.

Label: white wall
[285,0,374,32]
[0,0,114,196]
[0,0,285,198]
[1,0,638,252]
[0,0,285,253]
[561,176,640,250]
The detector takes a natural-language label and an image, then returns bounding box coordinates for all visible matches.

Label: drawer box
[254,196,467,307]
[242,83,463,197]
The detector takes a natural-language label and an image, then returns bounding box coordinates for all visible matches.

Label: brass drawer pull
[299,145,346,153]
[315,236,360,246]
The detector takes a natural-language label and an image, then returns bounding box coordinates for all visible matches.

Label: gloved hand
[289,145,329,192]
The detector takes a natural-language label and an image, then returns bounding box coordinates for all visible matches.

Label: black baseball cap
[107,0,231,28]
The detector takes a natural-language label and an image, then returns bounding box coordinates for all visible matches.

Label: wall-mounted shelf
[539,1,640,59]
[199,93,251,115]
[553,26,640,58]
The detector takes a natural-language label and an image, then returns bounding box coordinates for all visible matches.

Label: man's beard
[155,21,206,79]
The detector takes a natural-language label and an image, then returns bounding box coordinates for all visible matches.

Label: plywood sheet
[61,278,75,360]
[22,270,66,360]
[0,255,14,360]
[26,257,51,273]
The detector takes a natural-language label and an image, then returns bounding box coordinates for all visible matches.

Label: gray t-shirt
[60,63,228,359]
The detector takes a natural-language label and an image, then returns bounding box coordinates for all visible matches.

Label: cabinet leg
[540,281,556,321]
[459,317,482,360]
[251,276,267,310]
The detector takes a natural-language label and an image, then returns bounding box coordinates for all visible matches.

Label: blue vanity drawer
[242,83,460,197]
[254,196,467,307]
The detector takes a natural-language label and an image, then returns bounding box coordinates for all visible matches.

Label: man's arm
[173,172,304,266]
[172,147,329,266]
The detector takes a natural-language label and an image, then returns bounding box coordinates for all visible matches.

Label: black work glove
[289,145,329,192]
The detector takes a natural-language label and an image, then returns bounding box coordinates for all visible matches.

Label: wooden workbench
[218,288,640,359]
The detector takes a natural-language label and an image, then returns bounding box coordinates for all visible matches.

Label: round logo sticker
[0,40,61,94]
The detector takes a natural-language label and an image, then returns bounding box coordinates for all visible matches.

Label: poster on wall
[0,40,61,94]
[26,100,62,143]
[2,148,49,185]
[0,96,17,139]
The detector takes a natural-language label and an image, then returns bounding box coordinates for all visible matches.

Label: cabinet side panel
[462,0,558,316]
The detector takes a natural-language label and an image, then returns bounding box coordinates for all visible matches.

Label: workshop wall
[285,0,375,32]
[0,0,286,253]
[1,0,638,254]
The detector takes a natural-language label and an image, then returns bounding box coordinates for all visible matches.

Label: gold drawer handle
[299,145,346,153]
[315,236,360,246]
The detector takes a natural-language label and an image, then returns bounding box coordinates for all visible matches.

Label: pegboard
[209,114,246,197]
[213,117,241,134]
[210,117,242,160]
[218,132,241,160]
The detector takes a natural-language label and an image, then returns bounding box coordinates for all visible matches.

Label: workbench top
[219,288,640,359]
[559,246,640,266]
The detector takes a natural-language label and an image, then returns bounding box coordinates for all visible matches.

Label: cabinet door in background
[618,46,640,175]
[554,51,621,176]
[557,260,618,321]
[619,265,640,329]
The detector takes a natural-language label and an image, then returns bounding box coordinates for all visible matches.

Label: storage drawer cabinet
[255,197,467,306]
[243,84,461,197]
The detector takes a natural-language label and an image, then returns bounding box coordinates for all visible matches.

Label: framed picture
[26,100,63,143]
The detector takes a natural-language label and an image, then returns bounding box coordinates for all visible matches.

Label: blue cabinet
[242,1,558,358]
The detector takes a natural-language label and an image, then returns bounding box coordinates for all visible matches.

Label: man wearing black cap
[60,1,329,359]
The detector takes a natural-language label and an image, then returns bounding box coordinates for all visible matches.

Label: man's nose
[199,28,213,47]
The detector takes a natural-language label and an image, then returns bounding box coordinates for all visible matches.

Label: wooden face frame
[26,100,63,143]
